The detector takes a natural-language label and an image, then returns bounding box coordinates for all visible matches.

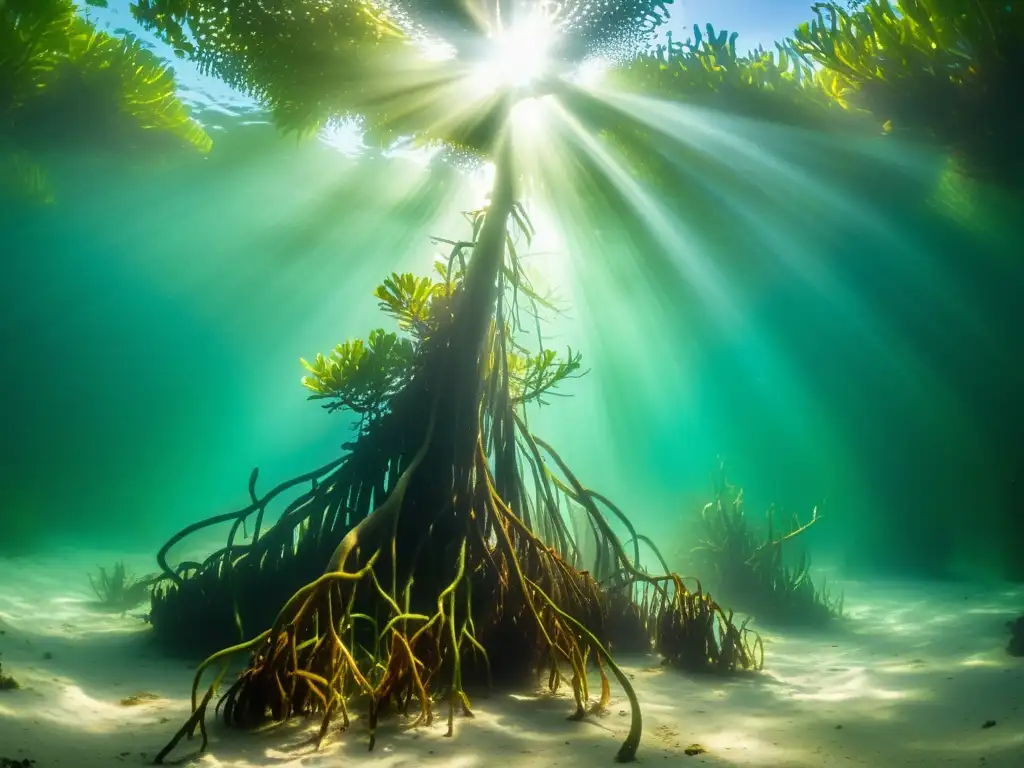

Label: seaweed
[88,562,158,612]
[679,464,842,628]
[791,1,1024,188]
[607,22,858,130]
[581,2,1024,196]
[0,0,211,202]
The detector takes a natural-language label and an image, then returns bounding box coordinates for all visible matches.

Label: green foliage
[87,561,158,611]
[679,466,842,627]
[130,0,505,152]
[578,20,874,199]
[790,1,1024,184]
[535,0,673,65]
[0,0,211,200]
[374,270,452,333]
[602,2,1023,189]
[128,0,676,154]
[608,23,853,129]
[507,347,584,407]
[300,329,416,423]
[301,239,583,426]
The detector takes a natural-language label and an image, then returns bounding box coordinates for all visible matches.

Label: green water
[2,0,1023,609]
[2,109,1021,581]
[2,4,1024,768]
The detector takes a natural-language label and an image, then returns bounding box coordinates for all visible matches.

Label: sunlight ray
[547,99,740,327]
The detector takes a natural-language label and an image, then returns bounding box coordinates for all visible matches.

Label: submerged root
[152,402,764,765]
[154,424,656,763]
[153,410,763,766]
[154,437,763,765]
[152,212,762,765]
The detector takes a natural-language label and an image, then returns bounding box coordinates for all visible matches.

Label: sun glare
[479,13,558,89]
[415,36,457,62]
[468,161,497,209]
[570,57,610,88]
[510,95,550,134]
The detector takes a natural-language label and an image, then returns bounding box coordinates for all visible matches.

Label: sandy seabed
[1,549,1022,768]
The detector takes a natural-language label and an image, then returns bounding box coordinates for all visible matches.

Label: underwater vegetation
[87,562,158,612]
[112,0,1019,762]
[2,0,1010,762]
[150,218,761,763]
[676,465,842,628]
[791,1,1024,188]
[607,22,855,130]
[5,2,1015,201]
[0,0,210,202]
[120,1,772,762]
[600,1,1024,191]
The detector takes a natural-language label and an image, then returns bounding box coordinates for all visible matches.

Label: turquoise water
[4,109,1020,579]
[3,3,1024,768]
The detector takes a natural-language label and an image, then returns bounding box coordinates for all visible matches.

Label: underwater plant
[0,0,211,202]
[559,19,875,199]
[677,464,843,627]
[574,2,1024,196]
[150,216,762,763]
[110,0,817,763]
[790,1,1024,189]
[119,0,1020,762]
[607,22,856,130]
[87,562,158,612]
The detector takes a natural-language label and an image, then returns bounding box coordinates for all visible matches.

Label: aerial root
[156,412,763,767]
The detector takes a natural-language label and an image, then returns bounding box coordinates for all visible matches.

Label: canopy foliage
[608,24,853,130]
[128,0,674,153]
[791,0,1024,184]
[603,1,1024,189]
[301,228,584,430]
[1,0,210,202]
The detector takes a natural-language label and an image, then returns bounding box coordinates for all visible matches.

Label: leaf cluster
[790,1,1024,184]
[130,0,510,153]
[539,0,673,66]
[608,23,855,129]
[87,561,159,611]
[1,0,210,201]
[127,0,679,155]
[682,468,842,626]
[300,328,417,423]
[506,346,583,407]
[574,20,876,199]
[300,233,583,427]
[601,2,1024,190]
[794,1,1021,92]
